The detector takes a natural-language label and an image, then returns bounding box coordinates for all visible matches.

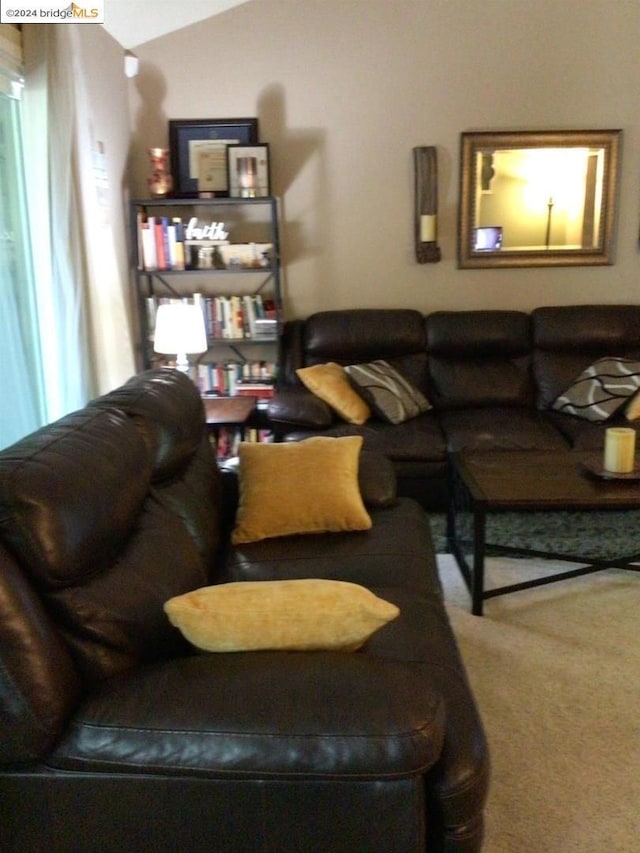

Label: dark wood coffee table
[448,449,640,615]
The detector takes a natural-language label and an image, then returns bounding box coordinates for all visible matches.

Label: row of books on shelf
[135,212,272,272]
[213,426,273,460]
[146,294,278,342]
[195,360,277,398]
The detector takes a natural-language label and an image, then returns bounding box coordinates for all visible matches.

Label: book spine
[196,363,210,395]
[229,295,244,339]
[154,221,167,271]
[136,210,144,270]
[243,294,257,338]
[191,293,208,346]
[212,298,223,339]
[234,386,275,398]
[141,219,157,271]
[254,293,264,318]
[171,217,186,270]
[220,297,232,340]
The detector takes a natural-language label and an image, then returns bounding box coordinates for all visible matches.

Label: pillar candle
[420,214,436,242]
[603,427,636,474]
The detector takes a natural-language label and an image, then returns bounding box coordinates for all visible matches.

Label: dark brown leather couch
[0,370,489,852]
[270,305,640,509]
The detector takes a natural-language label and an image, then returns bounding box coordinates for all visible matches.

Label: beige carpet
[438,554,640,853]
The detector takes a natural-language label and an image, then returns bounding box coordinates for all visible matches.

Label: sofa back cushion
[90,369,206,481]
[0,377,222,687]
[532,305,640,409]
[301,309,429,396]
[426,310,534,409]
[0,408,152,587]
[91,369,223,567]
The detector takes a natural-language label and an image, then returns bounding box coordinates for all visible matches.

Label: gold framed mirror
[458,129,622,268]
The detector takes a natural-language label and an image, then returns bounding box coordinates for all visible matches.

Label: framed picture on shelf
[227,144,270,198]
[168,118,259,197]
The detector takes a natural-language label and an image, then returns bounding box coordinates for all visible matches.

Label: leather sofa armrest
[359,451,397,507]
[267,389,334,429]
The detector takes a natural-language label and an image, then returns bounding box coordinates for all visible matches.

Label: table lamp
[153,302,208,373]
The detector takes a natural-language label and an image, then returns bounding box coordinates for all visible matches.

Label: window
[0,25,46,448]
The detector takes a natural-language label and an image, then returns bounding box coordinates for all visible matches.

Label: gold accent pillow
[231,436,372,544]
[625,392,640,420]
[296,362,371,425]
[164,579,399,652]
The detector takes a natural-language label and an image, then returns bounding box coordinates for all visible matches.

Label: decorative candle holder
[413,146,441,263]
[147,148,173,198]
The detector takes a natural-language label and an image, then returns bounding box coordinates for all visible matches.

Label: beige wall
[127,0,640,319]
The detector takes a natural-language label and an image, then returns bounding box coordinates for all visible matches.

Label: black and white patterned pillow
[552,357,640,422]
[345,360,431,424]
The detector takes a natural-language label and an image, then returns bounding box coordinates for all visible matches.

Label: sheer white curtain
[0,24,46,448]
[64,25,135,396]
[22,24,134,422]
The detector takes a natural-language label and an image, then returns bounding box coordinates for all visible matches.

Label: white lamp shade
[153,303,208,356]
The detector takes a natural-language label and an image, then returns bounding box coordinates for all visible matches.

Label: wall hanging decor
[169,118,259,198]
[458,129,622,268]
[413,146,441,263]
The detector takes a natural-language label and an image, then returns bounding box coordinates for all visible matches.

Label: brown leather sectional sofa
[269,305,640,509]
[0,369,489,852]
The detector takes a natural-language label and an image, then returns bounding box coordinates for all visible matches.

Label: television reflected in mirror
[458,129,622,268]
[474,226,503,252]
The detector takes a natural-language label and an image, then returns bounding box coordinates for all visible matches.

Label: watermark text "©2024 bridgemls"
[1,0,104,23]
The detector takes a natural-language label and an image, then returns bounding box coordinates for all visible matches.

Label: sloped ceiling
[102,0,250,49]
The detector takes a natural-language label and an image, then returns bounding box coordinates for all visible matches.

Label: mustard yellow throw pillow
[625,391,640,420]
[296,362,371,425]
[232,436,372,544]
[164,579,400,652]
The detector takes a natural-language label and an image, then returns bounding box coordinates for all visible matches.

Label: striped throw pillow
[345,360,431,424]
[552,357,640,422]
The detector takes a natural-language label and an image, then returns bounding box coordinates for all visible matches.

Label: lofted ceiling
[102,0,250,49]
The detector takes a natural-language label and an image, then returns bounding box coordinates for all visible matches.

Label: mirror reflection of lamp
[545,196,554,249]
[521,148,589,249]
[237,157,258,197]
